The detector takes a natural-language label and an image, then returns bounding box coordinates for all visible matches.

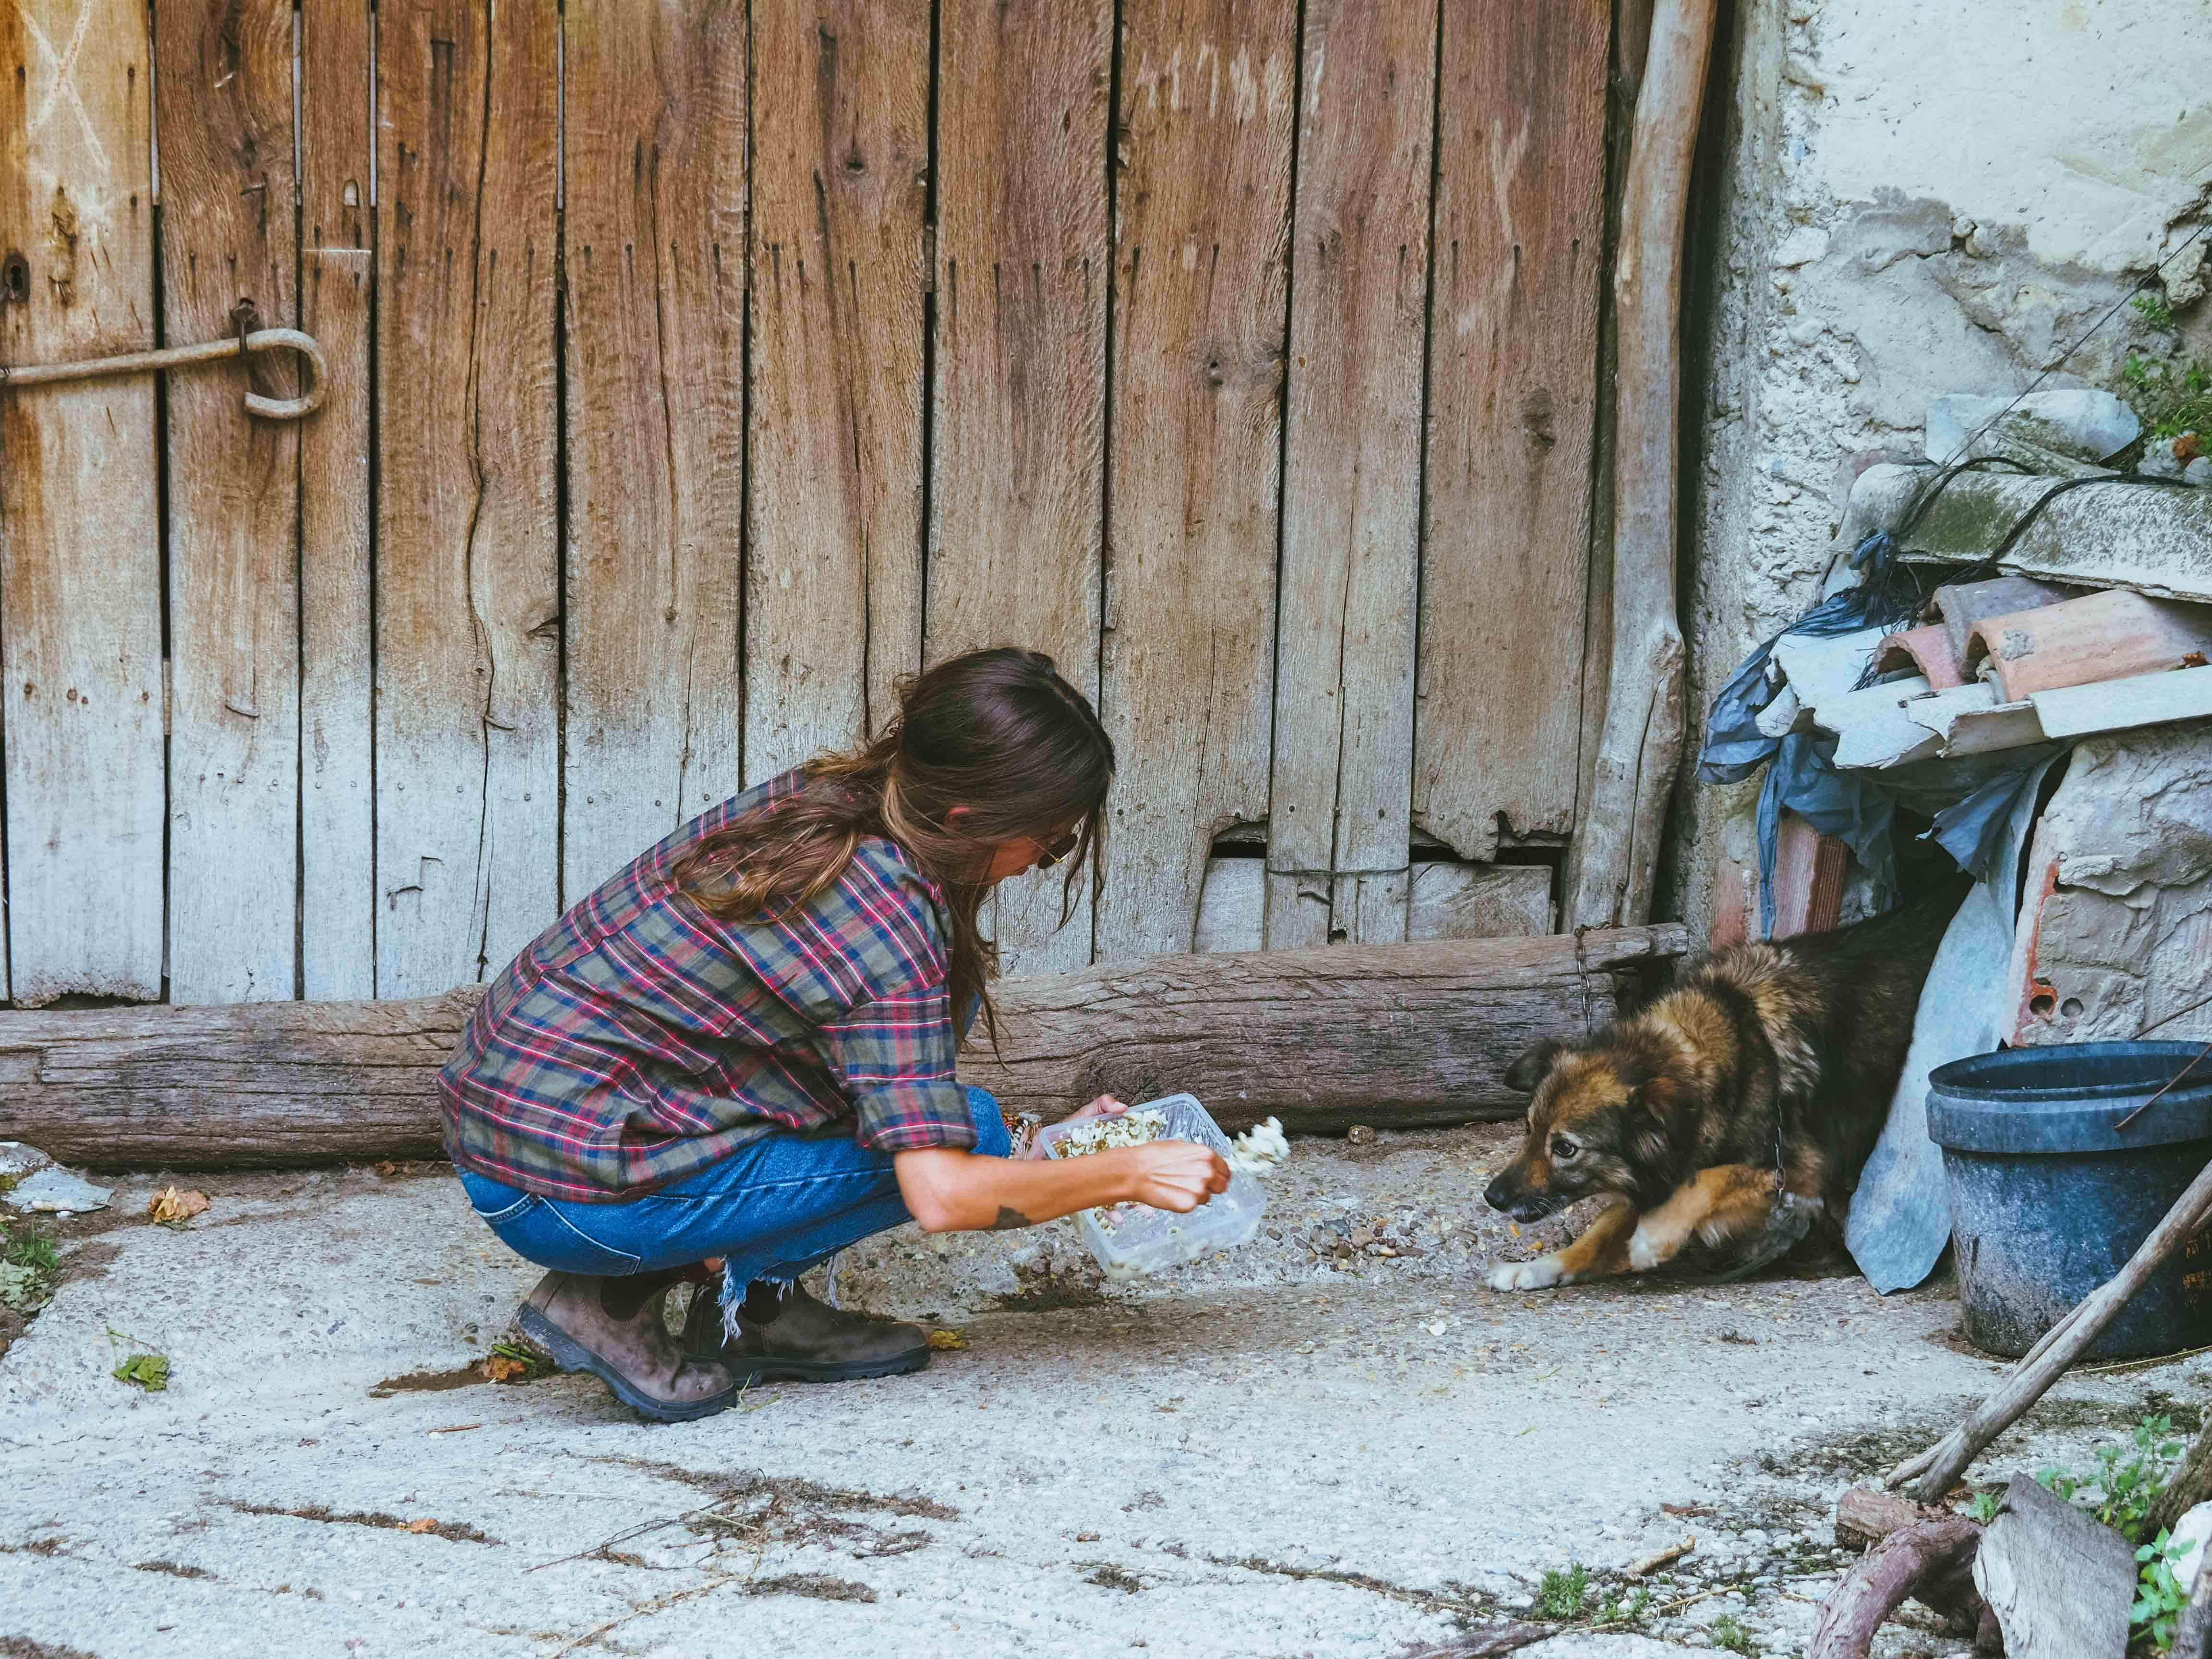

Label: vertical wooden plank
[930,0,1111,975]
[0,0,161,1003]
[1097,0,1297,960]
[299,0,376,1000]
[1263,0,1436,950]
[375,0,560,996]
[563,0,745,897]
[1412,0,1606,861]
[745,0,928,783]
[158,0,299,1003]
[1407,861,1552,939]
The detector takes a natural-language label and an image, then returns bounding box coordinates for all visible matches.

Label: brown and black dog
[1481,888,1960,1292]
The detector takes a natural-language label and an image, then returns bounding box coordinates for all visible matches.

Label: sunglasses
[1032,828,1082,870]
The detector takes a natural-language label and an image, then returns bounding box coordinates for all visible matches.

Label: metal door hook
[0,326,328,421]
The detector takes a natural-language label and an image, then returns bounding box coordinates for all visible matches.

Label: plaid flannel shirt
[439,770,978,1202]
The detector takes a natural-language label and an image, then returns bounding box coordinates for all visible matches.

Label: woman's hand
[1017,1093,1123,1160]
[1114,1141,1230,1213]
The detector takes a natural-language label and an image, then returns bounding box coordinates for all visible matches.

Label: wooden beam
[374,0,561,995]
[928,0,1112,974]
[561,0,746,896]
[1564,0,1719,928]
[1096,0,1297,960]
[0,927,1688,1167]
[746,0,928,780]
[298,0,378,1001]
[1415,0,1608,864]
[157,0,301,1004]
[1265,0,1436,949]
[964,924,1688,1130]
[0,0,164,1004]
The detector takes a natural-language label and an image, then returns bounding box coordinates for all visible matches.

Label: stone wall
[1666,0,2212,938]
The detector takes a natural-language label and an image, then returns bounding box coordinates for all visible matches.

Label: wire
[1934,218,2210,471]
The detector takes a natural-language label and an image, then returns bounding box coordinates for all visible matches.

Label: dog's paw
[1485,1255,1566,1292]
[1626,1225,1665,1272]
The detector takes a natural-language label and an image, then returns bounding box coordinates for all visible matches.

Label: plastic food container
[1036,1093,1266,1278]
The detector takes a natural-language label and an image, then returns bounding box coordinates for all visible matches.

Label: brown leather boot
[517,1270,753,1422]
[682,1280,931,1382]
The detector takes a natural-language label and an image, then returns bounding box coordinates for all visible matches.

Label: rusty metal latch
[0,324,327,421]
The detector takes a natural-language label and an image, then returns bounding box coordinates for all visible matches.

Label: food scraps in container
[1046,1107,1170,1158]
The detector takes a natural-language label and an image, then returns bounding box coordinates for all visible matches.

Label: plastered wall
[1669,0,2212,938]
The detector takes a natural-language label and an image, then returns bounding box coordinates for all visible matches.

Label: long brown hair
[672,648,1114,1044]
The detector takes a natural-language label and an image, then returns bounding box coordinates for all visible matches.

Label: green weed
[2135,1528,2193,1655]
[0,1213,58,1312]
[1593,1585,1652,1625]
[1711,1611,1755,1654]
[1536,1563,1588,1619]
[2133,291,2177,330]
[2036,1414,2183,1544]
[1966,1490,2002,1524]
[2123,352,2212,442]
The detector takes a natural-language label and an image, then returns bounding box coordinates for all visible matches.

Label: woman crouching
[439,648,1229,1420]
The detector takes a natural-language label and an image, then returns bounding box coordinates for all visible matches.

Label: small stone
[2,1166,110,1215]
[1925,388,2139,464]
[2143,441,2188,480]
[2185,457,2212,489]
[1346,1124,1377,1146]
[1349,1228,1374,1248]
[0,1142,54,1182]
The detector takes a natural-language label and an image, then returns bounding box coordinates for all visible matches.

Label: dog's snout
[1482,1175,1515,1215]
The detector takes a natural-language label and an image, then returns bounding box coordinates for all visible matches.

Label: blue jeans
[458,1087,1011,1325]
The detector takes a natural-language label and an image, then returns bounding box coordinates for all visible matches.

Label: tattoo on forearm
[987,1206,1034,1231]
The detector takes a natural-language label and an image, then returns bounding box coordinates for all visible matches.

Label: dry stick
[1887,1152,2212,1499]
[1808,1517,1988,1659]
[1564,0,1719,928]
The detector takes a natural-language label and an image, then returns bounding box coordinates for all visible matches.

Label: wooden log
[1415,0,1608,863]
[1889,1151,2212,1500]
[0,0,164,1004]
[298,0,378,1001]
[746,0,928,781]
[1564,0,1718,928]
[561,0,745,897]
[1972,1474,2131,1659]
[928,0,1111,974]
[1096,0,1297,961]
[1830,1487,1998,1643]
[0,927,1688,1167]
[375,0,561,995]
[1833,1486,1948,1553]
[2149,1416,2212,1539]
[158,0,301,1004]
[1263,0,1436,950]
[961,925,1688,1130]
[1809,1516,1992,1659]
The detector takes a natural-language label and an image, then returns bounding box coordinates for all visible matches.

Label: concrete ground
[1,1124,2200,1658]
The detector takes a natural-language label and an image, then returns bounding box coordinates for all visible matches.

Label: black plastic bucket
[1927,1042,2212,1360]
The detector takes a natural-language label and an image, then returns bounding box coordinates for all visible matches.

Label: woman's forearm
[893,1146,1136,1233]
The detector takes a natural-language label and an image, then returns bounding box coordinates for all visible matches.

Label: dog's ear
[1627,1076,1677,1163]
[1503,1038,1566,1094]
